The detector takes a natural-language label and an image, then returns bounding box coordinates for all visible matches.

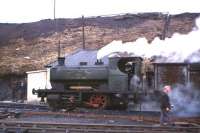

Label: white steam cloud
[97,17,200,62]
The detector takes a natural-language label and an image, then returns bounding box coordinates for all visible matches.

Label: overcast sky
[0,0,200,23]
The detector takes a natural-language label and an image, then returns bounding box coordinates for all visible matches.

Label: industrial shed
[26,69,51,102]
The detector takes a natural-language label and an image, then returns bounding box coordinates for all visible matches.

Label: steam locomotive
[32,50,200,111]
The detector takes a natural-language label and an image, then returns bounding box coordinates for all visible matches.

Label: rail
[0,120,200,133]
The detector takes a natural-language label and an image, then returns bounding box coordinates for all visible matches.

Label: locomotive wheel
[89,94,109,109]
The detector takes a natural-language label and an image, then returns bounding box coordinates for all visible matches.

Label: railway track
[0,120,199,133]
[0,102,48,111]
[23,112,200,126]
[0,102,199,132]
[0,102,48,119]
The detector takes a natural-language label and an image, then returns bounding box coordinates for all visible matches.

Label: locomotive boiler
[32,50,200,111]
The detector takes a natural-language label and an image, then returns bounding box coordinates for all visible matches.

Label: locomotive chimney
[58,57,65,66]
[57,40,65,66]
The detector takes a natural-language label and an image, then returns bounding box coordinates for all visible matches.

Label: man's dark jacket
[160,92,171,110]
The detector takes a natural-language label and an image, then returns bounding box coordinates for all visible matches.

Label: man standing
[160,85,172,125]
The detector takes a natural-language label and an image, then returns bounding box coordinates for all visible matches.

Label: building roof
[26,69,47,74]
[47,49,109,68]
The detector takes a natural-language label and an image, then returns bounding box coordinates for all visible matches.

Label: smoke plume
[97,17,200,63]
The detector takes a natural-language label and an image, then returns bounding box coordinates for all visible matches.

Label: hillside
[0,12,199,76]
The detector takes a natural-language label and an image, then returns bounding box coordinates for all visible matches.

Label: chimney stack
[58,57,65,66]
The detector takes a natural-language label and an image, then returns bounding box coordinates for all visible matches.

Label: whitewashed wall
[26,68,51,102]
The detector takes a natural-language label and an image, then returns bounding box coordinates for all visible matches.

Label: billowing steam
[169,83,200,116]
[97,17,200,63]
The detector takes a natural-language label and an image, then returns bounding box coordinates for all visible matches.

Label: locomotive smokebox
[58,57,65,66]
